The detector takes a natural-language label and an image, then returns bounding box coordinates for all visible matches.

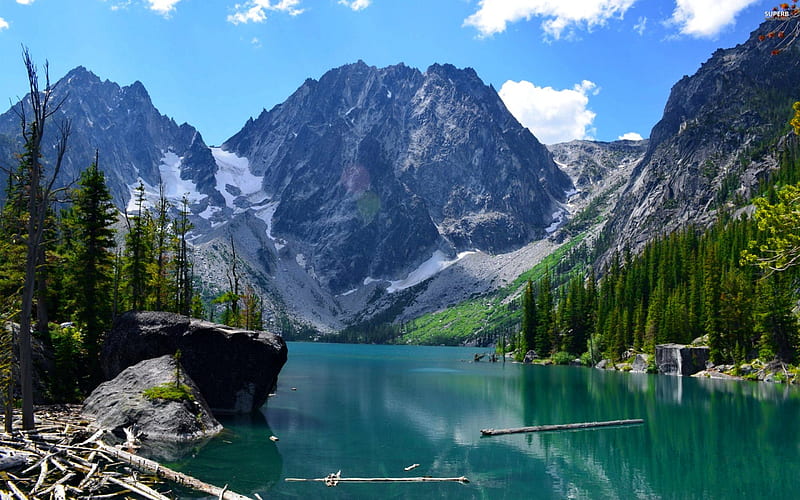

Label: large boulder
[82,355,222,442]
[101,311,288,413]
[631,354,650,373]
[655,344,710,376]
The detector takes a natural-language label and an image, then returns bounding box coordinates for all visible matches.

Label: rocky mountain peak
[221,61,571,294]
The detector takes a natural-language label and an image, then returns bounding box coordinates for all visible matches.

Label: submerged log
[481,419,644,436]
[285,471,469,487]
[95,440,253,500]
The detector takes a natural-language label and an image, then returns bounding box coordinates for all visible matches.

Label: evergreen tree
[703,246,724,363]
[150,183,171,311]
[123,182,154,311]
[535,273,554,355]
[62,154,116,384]
[172,196,194,316]
[521,280,537,354]
[754,273,798,362]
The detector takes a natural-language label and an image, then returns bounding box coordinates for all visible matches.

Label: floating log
[481,418,644,436]
[95,440,253,500]
[285,471,469,487]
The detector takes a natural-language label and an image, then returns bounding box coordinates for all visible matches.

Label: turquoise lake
[166,342,800,499]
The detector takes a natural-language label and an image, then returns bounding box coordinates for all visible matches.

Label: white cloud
[146,0,181,17]
[499,79,598,145]
[0,17,8,31]
[227,0,304,25]
[464,0,637,39]
[669,0,759,38]
[634,16,646,35]
[618,132,644,141]
[16,0,35,4]
[251,36,262,47]
[339,0,370,11]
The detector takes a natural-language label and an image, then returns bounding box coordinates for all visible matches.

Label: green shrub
[579,352,593,366]
[143,383,195,402]
[552,351,573,365]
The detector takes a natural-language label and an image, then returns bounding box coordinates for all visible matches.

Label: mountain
[601,18,800,256]
[0,66,221,212]
[0,61,573,331]
[221,61,571,293]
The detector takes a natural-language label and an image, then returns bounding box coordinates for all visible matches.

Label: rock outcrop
[82,355,222,442]
[601,18,800,261]
[631,354,650,373]
[101,311,288,413]
[655,344,710,376]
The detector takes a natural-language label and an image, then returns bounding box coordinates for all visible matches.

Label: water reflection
[166,410,283,497]
[171,343,800,499]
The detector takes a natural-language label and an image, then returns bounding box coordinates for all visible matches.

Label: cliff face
[223,61,571,292]
[602,19,800,256]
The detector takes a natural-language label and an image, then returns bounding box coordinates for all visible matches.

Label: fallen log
[106,475,171,500]
[95,440,253,500]
[480,418,644,436]
[285,471,469,487]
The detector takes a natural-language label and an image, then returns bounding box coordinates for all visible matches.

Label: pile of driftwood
[0,405,253,500]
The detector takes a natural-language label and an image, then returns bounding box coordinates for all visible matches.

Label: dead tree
[15,47,70,430]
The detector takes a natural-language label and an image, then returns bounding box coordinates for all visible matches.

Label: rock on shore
[101,311,288,413]
[82,355,222,442]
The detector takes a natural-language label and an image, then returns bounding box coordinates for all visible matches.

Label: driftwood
[286,470,469,487]
[0,405,255,500]
[95,440,252,500]
[481,418,644,436]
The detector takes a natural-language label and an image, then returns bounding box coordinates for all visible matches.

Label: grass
[142,383,195,402]
[398,234,585,345]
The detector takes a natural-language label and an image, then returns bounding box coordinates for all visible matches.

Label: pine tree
[13,49,72,430]
[172,196,194,316]
[535,273,554,355]
[754,273,798,362]
[521,280,537,355]
[150,183,171,311]
[123,182,154,311]
[62,153,116,384]
[703,246,723,363]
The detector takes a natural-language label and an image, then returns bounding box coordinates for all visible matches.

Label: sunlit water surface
[163,342,800,499]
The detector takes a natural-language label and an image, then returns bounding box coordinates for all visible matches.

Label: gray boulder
[101,311,288,413]
[595,359,612,370]
[655,344,710,376]
[523,350,538,364]
[82,355,222,442]
[631,354,650,373]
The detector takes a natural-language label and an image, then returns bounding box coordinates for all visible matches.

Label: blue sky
[0,0,777,146]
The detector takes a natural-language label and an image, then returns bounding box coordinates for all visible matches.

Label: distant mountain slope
[0,66,220,210]
[602,18,800,256]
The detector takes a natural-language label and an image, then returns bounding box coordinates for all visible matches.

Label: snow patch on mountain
[124,151,208,215]
[158,151,206,204]
[251,201,286,250]
[386,250,476,293]
[545,209,565,234]
[210,147,263,209]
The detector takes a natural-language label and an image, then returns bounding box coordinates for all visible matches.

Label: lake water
[166,342,800,499]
